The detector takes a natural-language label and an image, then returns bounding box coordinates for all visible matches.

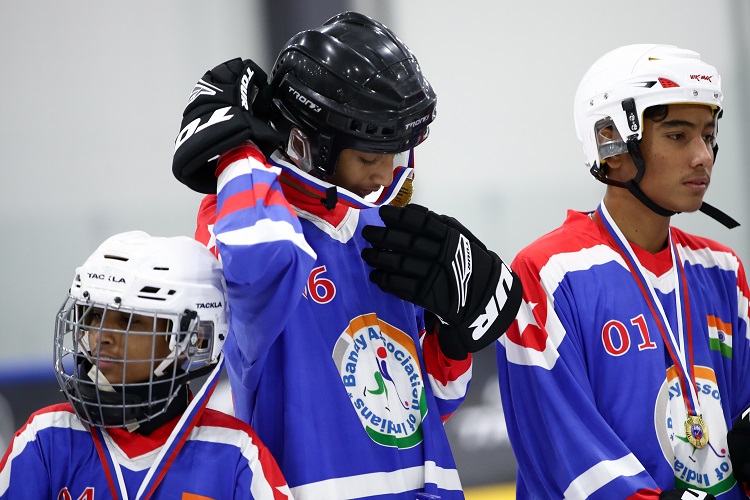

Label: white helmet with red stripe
[574,44,722,175]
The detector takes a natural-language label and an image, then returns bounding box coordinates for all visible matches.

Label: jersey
[197,142,472,499]
[0,403,290,499]
[496,209,750,499]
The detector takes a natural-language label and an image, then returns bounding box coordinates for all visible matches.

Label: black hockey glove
[659,488,716,500]
[172,57,283,194]
[728,408,750,483]
[361,204,523,356]
[423,310,470,360]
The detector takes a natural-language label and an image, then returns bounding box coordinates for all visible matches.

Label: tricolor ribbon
[90,355,226,500]
[596,202,702,419]
[271,149,415,210]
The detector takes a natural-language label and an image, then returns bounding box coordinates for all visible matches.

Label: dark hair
[644,104,669,122]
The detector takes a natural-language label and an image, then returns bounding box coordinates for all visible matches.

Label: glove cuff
[437,323,470,360]
[426,311,469,360]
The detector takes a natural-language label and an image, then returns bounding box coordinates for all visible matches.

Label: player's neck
[602,189,671,254]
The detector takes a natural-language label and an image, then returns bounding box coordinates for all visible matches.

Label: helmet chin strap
[591,139,740,228]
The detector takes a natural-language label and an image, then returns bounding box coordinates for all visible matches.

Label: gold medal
[685,414,709,448]
[390,176,413,207]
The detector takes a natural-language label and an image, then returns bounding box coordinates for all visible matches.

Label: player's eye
[87,312,103,326]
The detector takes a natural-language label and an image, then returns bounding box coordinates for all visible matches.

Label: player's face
[84,308,172,384]
[326,149,396,199]
[634,104,716,213]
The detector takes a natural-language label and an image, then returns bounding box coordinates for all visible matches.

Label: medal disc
[685,414,709,448]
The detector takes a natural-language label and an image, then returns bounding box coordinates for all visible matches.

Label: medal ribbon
[89,355,225,500]
[596,202,701,418]
[271,149,415,210]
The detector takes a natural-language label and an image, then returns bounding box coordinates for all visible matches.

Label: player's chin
[669,195,705,214]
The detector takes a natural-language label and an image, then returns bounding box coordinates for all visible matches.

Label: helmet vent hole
[103,254,129,262]
[168,290,176,295]
[138,286,167,301]
[366,124,377,134]
[382,127,395,136]
[350,120,361,132]
[658,78,679,88]
[153,267,169,271]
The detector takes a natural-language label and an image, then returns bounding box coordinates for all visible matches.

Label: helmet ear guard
[593,116,627,171]
[285,127,315,174]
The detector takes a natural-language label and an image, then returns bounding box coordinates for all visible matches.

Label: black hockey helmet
[269,11,437,176]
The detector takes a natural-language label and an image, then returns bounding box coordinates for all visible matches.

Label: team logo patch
[332,313,426,449]
[654,365,734,496]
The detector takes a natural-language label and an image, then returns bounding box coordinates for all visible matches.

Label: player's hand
[728,407,750,483]
[172,57,282,194]
[659,488,716,499]
[361,204,522,355]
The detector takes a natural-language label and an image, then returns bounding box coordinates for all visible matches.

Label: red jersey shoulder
[513,210,603,269]
[199,407,263,439]
[671,226,739,257]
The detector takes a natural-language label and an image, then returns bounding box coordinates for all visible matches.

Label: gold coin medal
[685,414,709,448]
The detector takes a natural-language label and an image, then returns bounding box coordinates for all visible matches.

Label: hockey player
[496,44,750,499]
[0,231,291,499]
[171,11,522,499]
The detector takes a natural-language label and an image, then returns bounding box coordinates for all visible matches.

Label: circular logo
[332,313,426,449]
[654,365,735,495]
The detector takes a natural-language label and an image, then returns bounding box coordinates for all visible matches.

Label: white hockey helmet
[574,44,722,174]
[54,231,229,428]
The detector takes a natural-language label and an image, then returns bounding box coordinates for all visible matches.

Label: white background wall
[1,0,747,368]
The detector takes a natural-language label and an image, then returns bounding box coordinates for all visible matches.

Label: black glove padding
[424,311,469,360]
[728,408,750,483]
[361,204,523,353]
[659,488,716,500]
[172,57,283,194]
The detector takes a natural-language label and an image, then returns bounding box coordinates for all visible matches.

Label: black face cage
[53,296,215,428]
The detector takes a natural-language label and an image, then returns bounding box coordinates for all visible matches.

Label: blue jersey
[0,403,290,500]
[496,209,750,499]
[197,142,472,499]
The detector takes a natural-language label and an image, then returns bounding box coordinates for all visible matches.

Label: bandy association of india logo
[333,313,427,449]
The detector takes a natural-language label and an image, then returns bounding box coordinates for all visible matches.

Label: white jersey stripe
[0,410,85,495]
[217,219,317,260]
[217,152,281,193]
[290,462,461,497]
[502,244,621,369]
[191,425,278,500]
[563,453,645,500]
[678,243,750,339]
[428,362,472,401]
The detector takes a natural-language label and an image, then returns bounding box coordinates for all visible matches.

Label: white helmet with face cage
[54,231,229,429]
